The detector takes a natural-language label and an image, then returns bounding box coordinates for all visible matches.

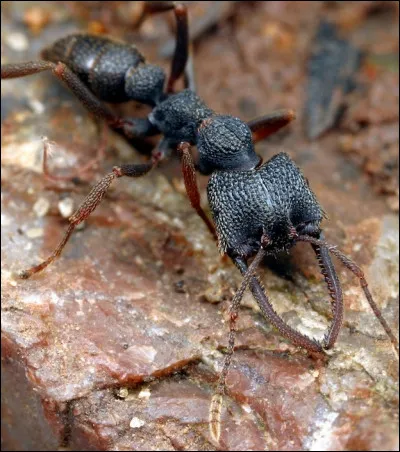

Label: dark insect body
[1,1,398,443]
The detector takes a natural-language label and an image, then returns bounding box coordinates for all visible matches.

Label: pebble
[116,388,129,399]
[58,198,74,218]
[26,228,44,238]
[33,198,50,217]
[129,417,145,429]
[138,388,151,399]
[5,32,29,51]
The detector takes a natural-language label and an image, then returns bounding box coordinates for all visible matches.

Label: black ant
[1,1,398,444]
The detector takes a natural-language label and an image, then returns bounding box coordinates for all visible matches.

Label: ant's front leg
[209,244,267,443]
[19,149,166,279]
[41,123,109,183]
[248,109,296,143]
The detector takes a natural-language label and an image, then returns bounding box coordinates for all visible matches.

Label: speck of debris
[58,198,74,218]
[174,280,186,293]
[26,228,44,239]
[202,285,224,304]
[311,370,320,378]
[116,388,129,399]
[33,198,50,217]
[1,214,11,226]
[242,404,252,414]
[134,256,145,267]
[129,417,145,429]
[138,388,151,399]
[5,32,29,51]
[28,99,45,115]
[3,270,17,287]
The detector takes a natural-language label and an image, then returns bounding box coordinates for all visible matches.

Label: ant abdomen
[42,34,145,102]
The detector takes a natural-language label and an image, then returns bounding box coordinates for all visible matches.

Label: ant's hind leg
[42,123,109,183]
[2,60,57,79]
[2,62,162,144]
[168,3,189,93]
[183,45,196,92]
[248,109,296,143]
[1,61,123,127]
[132,2,189,93]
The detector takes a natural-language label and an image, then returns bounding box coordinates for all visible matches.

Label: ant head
[125,64,166,106]
[274,215,322,252]
[196,115,260,175]
[264,219,323,254]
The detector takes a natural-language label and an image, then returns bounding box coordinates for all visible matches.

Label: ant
[2,1,398,444]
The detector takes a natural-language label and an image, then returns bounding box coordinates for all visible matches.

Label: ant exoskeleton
[2,1,398,444]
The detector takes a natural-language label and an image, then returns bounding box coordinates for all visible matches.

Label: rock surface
[1,1,399,451]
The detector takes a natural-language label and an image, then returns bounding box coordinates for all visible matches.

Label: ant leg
[131,1,173,30]
[19,153,164,280]
[312,238,344,349]
[210,246,267,443]
[1,62,162,147]
[297,235,399,357]
[232,256,324,354]
[1,61,124,128]
[167,3,189,93]
[248,109,296,143]
[131,1,189,93]
[177,142,217,239]
[42,123,108,182]
[183,44,196,92]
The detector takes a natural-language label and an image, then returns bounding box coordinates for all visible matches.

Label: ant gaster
[1,1,398,444]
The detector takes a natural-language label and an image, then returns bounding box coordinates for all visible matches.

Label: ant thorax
[149,89,213,142]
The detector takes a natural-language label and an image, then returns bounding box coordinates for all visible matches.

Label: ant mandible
[1,1,398,444]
